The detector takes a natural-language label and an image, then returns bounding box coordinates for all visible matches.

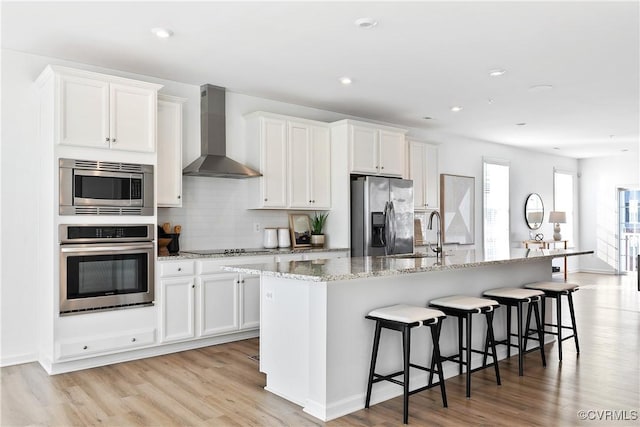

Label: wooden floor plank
[1,272,638,426]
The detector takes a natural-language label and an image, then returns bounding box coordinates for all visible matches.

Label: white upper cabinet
[157,95,186,207]
[37,65,162,153]
[350,125,379,174]
[342,120,407,177]
[407,140,439,210]
[260,117,288,208]
[378,130,406,176]
[108,83,158,152]
[288,121,331,209]
[57,74,110,148]
[245,112,331,210]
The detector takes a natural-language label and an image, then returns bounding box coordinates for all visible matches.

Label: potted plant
[310,212,329,247]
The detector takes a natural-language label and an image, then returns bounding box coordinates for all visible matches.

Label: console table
[523,239,569,280]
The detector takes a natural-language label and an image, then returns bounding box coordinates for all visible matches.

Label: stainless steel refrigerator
[351,176,414,257]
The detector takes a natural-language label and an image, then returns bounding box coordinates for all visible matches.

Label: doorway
[618,188,640,273]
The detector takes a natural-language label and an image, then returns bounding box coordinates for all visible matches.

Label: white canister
[278,228,291,248]
[263,228,278,249]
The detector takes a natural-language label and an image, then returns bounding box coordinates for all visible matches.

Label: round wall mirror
[525,193,544,230]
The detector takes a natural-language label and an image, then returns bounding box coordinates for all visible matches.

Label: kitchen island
[223,248,593,422]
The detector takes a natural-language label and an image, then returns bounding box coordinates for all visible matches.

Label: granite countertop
[222,248,594,282]
[157,247,350,261]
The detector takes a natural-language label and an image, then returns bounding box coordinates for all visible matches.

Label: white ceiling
[2,1,639,159]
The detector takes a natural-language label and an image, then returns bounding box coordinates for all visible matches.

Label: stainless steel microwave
[59,158,154,215]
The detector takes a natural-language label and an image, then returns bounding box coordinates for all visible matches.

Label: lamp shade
[548,211,566,224]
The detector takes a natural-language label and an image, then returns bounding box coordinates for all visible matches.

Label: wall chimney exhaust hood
[183,84,261,178]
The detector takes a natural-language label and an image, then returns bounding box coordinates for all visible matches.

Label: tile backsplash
[158,176,290,250]
[159,177,441,251]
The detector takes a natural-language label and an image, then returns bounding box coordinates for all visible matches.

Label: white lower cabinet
[197,271,260,333]
[198,273,239,336]
[240,274,261,329]
[161,276,196,342]
[159,256,268,344]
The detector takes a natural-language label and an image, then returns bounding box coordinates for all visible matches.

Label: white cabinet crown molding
[36,64,163,91]
[329,118,408,135]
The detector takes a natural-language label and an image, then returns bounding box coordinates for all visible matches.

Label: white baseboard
[0,352,38,368]
[43,329,259,375]
[575,268,617,275]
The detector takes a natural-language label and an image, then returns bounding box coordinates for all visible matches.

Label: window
[483,159,510,259]
[553,170,574,245]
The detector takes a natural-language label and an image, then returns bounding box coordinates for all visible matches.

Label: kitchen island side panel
[264,258,551,421]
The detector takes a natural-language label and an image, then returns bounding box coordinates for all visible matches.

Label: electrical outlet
[253,223,261,233]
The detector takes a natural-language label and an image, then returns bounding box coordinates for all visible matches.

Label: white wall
[405,133,579,253]
[578,154,639,273]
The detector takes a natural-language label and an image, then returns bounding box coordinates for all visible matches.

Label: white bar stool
[481,287,547,376]
[524,281,580,361]
[429,296,501,398]
[365,304,448,424]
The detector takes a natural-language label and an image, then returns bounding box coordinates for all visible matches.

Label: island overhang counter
[223,248,593,422]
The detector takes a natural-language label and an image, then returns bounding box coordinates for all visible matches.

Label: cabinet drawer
[56,329,156,360]
[198,255,275,275]
[159,260,195,277]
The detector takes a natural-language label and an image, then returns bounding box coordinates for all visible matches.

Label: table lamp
[548,211,566,241]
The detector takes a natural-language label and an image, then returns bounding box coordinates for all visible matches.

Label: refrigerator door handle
[383,201,391,255]
[389,201,397,253]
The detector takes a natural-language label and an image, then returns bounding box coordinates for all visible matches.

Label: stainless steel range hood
[183,84,261,178]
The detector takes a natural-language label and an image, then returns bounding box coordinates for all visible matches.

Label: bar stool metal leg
[567,293,580,354]
[506,305,512,358]
[457,316,464,375]
[556,295,563,361]
[532,300,547,367]
[402,325,410,424]
[465,312,472,398]
[365,321,382,408]
[431,322,448,408]
[516,302,523,376]
[486,310,501,386]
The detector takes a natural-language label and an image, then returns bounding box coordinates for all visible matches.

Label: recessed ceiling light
[528,84,553,93]
[354,17,378,28]
[151,27,173,38]
[516,122,527,126]
[450,106,463,112]
[488,69,506,77]
[339,76,352,85]
[609,134,615,138]
[487,98,494,104]
[553,147,560,150]
[422,116,433,120]
[621,148,629,152]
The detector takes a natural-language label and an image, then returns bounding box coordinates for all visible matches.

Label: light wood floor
[2,273,639,426]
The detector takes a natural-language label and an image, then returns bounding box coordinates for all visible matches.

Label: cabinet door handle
[131,337,136,342]
[192,284,195,288]
[177,267,182,271]
[178,195,181,199]
[112,138,117,144]
[105,137,110,143]
[381,166,384,170]
[83,345,88,350]
[264,198,268,202]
